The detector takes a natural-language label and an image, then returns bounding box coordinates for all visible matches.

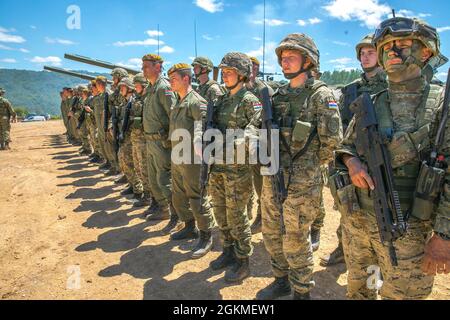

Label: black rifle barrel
[64,53,140,76]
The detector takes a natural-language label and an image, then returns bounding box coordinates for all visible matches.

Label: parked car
[22,115,47,122]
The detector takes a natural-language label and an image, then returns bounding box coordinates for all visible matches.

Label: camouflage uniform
[117,78,143,195]
[316,35,389,246]
[85,93,101,159]
[142,56,177,210]
[246,78,274,221]
[68,94,81,143]
[130,74,151,195]
[192,57,225,105]
[209,53,262,261]
[0,90,16,149]
[92,79,118,169]
[60,95,70,139]
[260,34,343,296]
[76,86,93,154]
[335,17,449,300]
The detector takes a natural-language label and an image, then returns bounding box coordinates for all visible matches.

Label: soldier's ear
[421,48,433,62]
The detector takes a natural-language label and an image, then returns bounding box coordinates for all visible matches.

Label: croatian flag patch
[253,103,262,111]
[328,101,338,110]
[165,90,173,96]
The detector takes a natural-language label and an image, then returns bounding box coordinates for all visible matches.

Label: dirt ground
[0,120,448,300]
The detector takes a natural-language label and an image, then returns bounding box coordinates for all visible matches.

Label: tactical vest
[273,79,328,167]
[357,80,444,213]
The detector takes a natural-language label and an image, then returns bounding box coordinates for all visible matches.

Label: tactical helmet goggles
[373,17,437,45]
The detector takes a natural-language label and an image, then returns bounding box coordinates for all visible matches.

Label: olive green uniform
[143,75,177,207]
[169,90,215,231]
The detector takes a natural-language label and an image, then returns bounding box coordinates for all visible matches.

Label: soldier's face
[193,65,202,76]
[142,61,161,79]
[135,83,144,94]
[222,68,239,87]
[360,47,378,69]
[113,76,120,86]
[92,86,99,95]
[281,50,303,74]
[169,72,187,93]
[119,85,128,97]
[252,63,259,79]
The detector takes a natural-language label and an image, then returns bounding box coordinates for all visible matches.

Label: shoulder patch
[328,99,338,110]
[164,89,173,96]
[252,102,262,111]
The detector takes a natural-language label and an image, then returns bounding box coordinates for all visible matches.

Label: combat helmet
[219,52,252,79]
[118,77,135,91]
[275,33,320,69]
[192,57,214,72]
[111,67,129,80]
[356,34,376,61]
[373,17,440,67]
[133,73,149,86]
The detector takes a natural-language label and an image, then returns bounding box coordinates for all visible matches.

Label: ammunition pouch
[292,120,313,150]
[411,161,446,220]
[387,124,430,169]
[329,171,360,215]
[132,116,142,130]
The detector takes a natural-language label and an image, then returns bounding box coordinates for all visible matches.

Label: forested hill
[0,68,110,116]
[0,68,362,116]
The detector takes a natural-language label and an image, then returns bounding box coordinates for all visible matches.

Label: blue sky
[0,0,449,81]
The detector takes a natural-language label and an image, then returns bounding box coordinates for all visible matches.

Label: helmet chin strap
[362,64,378,73]
[283,55,311,80]
[225,76,244,90]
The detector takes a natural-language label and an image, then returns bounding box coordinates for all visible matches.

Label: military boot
[4,142,10,150]
[114,174,128,184]
[224,257,250,283]
[120,185,134,196]
[256,276,291,300]
[191,231,213,259]
[133,193,151,208]
[210,246,236,271]
[251,212,262,234]
[319,243,345,267]
[105,167,119,176]
[162,210,181,234]
[311,228,321,252]
[293,291,311,300]
[90,155,102,164]
[170,219,199,240]
[0,142,4,150]
[99,162,111,170]
[145,202,170,221]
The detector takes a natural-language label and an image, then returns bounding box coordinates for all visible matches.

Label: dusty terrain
[0,120,448,300]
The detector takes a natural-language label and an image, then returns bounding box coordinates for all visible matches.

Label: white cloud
[309,17,322,25]
[0,44,13,50]
[117,58,142,70]
[252,37,262,41]
[113,38,163,47]
[0,27,26,43]
[329,57,353,64]
[159,45,175,54]
[245,42,278,73]
[45,37,77,45]
[332,40,351,46]
[202,34,213,41]
[418,13,432,18]
[194,0,224,13]
[19,48,29,53]
[437,26,450,33]
[297,17,322,26]
[30,25,37,30]
[1,58,17,63]
[30,56,62,66]
[188,56,196,61]
[323,0,391,29]
[146,30,164,37]
[253,19,289,26]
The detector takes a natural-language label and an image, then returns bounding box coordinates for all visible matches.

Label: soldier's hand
[422,234,450,275]
[343,155,375,190]
[84,106,93,113]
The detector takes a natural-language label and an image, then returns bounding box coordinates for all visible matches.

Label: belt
[145,133,164,141]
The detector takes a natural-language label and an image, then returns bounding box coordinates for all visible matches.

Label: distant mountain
[0,68,110,116]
